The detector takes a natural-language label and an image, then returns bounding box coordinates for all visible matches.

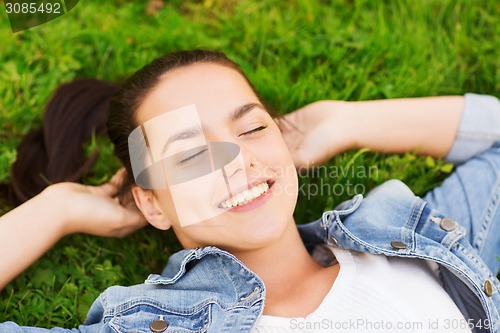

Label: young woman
[0,50,498,332]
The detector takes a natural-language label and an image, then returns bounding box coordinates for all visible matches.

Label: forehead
[136,63,260,124]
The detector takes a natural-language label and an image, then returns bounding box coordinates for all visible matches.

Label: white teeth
[243,190,253,201]
[220,181,271,209]
[251,187,261,197]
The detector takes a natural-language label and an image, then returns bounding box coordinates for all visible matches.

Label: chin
[241,213,293,247]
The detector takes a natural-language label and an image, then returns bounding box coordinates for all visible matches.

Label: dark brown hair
[2,79,119,206]
[3,50,268,206]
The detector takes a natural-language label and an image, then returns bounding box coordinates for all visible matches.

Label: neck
[231,219,325,312]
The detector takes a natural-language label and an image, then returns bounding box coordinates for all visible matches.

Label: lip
[219,179,275,213]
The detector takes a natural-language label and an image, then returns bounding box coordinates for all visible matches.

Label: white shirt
[251,246,471,333]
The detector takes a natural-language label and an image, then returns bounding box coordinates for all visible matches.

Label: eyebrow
[160,103,265,155]
[229,102,265,123]
[160,126,204,155]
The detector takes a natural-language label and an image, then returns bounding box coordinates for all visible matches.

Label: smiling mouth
[219,180,273,209]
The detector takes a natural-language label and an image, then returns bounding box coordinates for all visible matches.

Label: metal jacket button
[330,236,339,246]
[390,240,407,249]
[440,217,457,231]
[150,319,168,332]
[483,280,493,297]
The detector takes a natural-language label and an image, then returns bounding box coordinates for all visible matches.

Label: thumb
[294,130,331,167]
[98,168,128,196]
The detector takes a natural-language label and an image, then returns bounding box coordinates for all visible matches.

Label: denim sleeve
[424,142,500,275]
[446,93,500,164]
[425,93,500,275]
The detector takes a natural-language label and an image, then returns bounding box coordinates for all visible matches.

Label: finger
[116,189,134,208]
[99,168,127,196]
[122,213,148,229]
[292,149,315,168]
[114,222,147,238]
[117,211,148,237]
[120,199,146,222]
[109,168,127,187]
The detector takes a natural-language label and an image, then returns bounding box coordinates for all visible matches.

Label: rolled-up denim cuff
[445,93,500,164]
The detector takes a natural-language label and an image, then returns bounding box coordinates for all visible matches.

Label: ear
[131,186,172,230]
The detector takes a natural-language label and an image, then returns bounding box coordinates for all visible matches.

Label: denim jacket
[1,94,500,333]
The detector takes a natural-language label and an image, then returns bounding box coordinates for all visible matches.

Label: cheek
[157,167,235,227]
[154,189,179,223]
[261,136,296,178]
[258,140,299,201]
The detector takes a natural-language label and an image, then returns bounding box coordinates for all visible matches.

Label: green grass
[0,0,499,328]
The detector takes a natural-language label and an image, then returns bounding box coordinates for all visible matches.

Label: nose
[220,143,256,179]
[218,143,257,197]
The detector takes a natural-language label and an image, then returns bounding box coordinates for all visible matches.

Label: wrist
[319,100,357,151]
[338,101,368,150]
[39,185,73,237]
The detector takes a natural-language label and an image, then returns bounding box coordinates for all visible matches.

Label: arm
[0,170,146,290]
[0,187,67,291]
[336,96,464,157]
[282,94,499,167]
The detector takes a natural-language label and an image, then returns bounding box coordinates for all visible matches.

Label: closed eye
[239,126,267,137]
[179,149,208,164]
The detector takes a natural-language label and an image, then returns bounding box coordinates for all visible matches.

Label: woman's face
[134,63,298,252]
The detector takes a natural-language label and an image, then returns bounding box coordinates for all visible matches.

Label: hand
[46,169,147,238]
[0,168,147,290]
[280,101,353,168]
